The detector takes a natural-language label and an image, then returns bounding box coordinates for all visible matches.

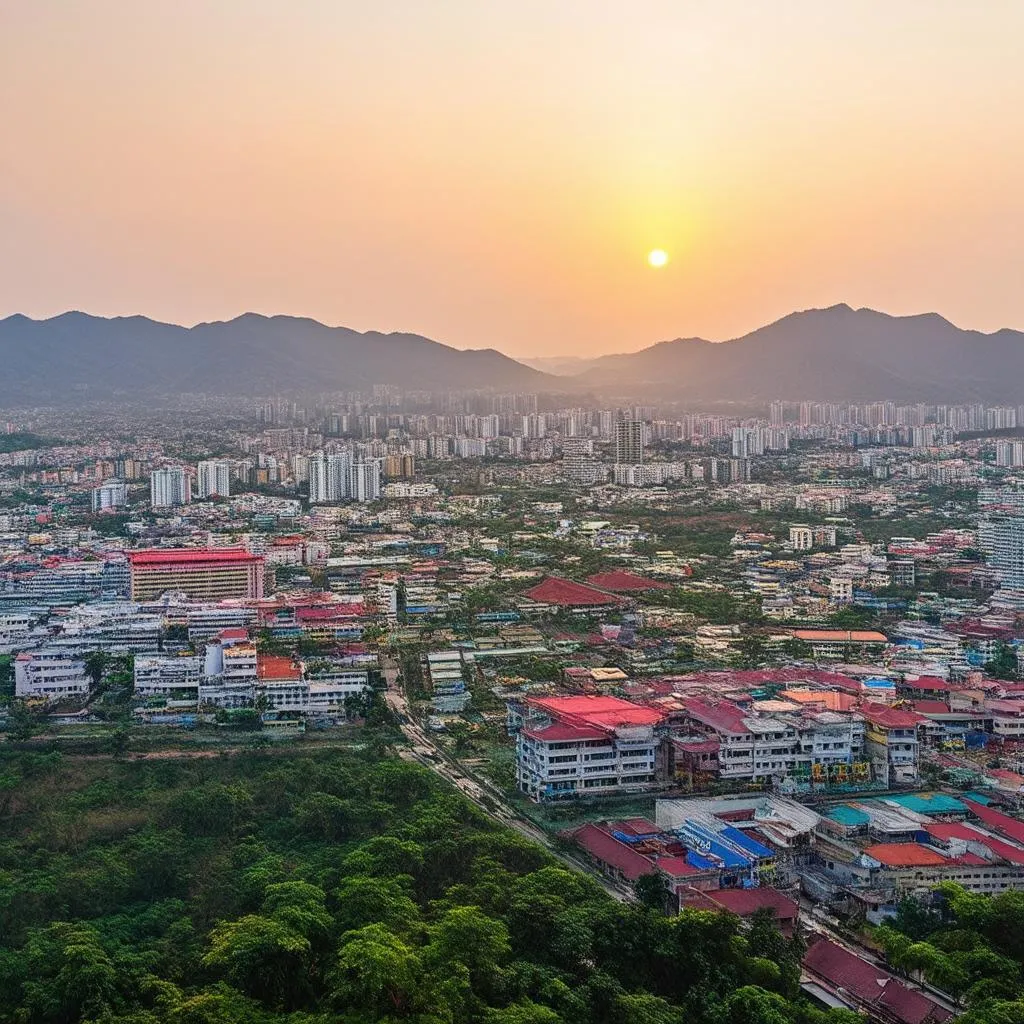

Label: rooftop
[129,548,261,566]
[522,576,623,607]
[585,570,672,592]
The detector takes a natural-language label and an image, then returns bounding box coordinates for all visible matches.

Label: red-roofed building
[569,821,715,897]
[682,886,800,935]
[860,702,924,786]
[803,937,952,1024]
[520,576,624,611]
[128,548,265,601]
[585,570,672,593]
[965,799,1024,845]
[515,694,663,801]
[865,843,949,868]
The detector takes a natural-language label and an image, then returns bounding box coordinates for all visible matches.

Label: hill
[570,304,1024,401]
[0,311,550,400]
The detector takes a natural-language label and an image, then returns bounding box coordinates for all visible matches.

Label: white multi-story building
[308,451,381,503]
[513,695,662,802]
[134,654,204,697]
[197,460,232,499]
[150,467,191,508]
[980,514,1024,592]
[91,478,127,512]
[673,699,867,784]
[14,650,91,702]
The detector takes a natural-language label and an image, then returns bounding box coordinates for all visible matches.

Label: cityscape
[4,384,1024,1021]
[5,3,1024,1024]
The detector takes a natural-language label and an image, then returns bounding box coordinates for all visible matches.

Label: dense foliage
[0,747,859,1024]
[879,884,1024,1019]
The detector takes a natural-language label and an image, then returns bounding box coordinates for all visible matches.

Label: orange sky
[2,2,1023,357]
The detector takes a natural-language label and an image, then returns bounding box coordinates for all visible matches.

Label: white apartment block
[14,650,91,702]
[150,467,192,508]
[197,460,232,498]
[513,695,661,802]
[134,654,204,697]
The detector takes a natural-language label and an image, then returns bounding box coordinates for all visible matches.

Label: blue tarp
[686,850,718,871]
[720,825,775,860]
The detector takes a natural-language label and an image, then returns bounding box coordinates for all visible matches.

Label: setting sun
[647,249,669,268]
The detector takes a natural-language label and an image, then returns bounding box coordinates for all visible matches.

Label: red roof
[655,856,697,878]
[864,843,948,867]
[571,823,657,881]
[522,576,623,607]
[912,701,951,715]
[804,938,951,1024]
[129,548,261,566]
[707,887,798,920]
[858,701,925,729]
[523,723,607,742]
[681,698,749,735]
[528,694,663,731]
[901,676,953,692]
[964,799,1024,845]
[585,571,671,592]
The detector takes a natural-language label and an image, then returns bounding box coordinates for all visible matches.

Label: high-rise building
[614,420,644,465]
[349,460,382,502]
[308,451,381,503]
[150,467,191,508]
[197,460,232,498]
[91,479,127,512]
[980,514,1024,592]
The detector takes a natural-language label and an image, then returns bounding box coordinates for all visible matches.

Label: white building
[308,451,382,504]
[91,479,128,512]
[980,514,1024,592]
[14,650,91,702]
[513,695,661,802]
[134,654,204,697]
[150,467,192,508]
[197,460,232,499]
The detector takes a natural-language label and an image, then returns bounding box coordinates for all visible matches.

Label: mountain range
[0,311,548,401]
[2,304,1024,403]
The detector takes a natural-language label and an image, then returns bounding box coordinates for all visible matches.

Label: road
[381,654,632,902]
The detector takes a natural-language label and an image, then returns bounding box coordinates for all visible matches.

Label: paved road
[382,653,631,902]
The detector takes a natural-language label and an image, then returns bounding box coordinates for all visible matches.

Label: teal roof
[827,805,871,826]
[963,791,993,805]
[883,792,967,814]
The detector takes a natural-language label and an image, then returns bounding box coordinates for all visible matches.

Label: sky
[2,2,1024,358]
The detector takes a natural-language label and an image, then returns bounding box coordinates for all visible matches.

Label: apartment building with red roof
[514,694,664,802]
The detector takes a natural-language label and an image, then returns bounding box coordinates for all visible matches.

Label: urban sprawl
[7,392,1024,1023]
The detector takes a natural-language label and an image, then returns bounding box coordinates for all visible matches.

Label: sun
[647,248,669,268]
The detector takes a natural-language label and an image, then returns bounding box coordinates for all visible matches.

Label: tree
[330,924,424,1018]
[203,915,311,1007]
[987,642,1019,681]
[84,650,110,689]
[335,875,421,935]
[633,872,671,913]
[5,700,44,742]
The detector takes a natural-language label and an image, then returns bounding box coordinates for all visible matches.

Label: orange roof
[865,843,948,867]
[257,654,301,681]
[791,629,888,643]
[780,689,857,711]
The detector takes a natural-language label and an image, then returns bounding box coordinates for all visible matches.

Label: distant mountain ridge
[2,304,1023,403]
[0,311,550,400]
[564,304,1024,402]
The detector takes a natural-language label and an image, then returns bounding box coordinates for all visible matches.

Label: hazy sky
[3,2,1024,357]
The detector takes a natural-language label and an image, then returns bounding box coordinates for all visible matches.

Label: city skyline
[4,2,1024,357]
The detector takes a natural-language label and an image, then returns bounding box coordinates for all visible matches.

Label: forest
[0,744,868,1024]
